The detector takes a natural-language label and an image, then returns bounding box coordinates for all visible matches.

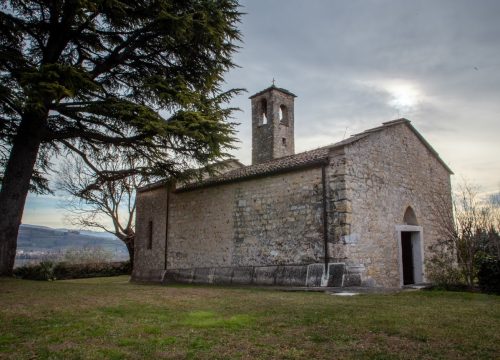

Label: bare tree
[428,182,500,288]
[57,154,147,269]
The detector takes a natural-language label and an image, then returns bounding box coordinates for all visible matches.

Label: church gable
[339,121,452,287]
[345,119,452,175]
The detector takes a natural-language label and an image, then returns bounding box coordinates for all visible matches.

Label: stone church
[132,85,453,288]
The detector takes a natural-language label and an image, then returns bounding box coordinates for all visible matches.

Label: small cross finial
[272,78,275,86]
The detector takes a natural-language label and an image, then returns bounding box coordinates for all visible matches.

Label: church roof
[139,118,452,193]
[249,85,297,99]
[176,146,330,192]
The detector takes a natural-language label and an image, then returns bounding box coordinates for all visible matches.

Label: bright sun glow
[387,83,421,111]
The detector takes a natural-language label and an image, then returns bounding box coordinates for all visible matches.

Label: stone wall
[271,91,295,160]
[167,167,324,269]
[163,263,346,287]
[326,148,349,261]
[166,184,235,268]
[342,123,452,287]
[133,167,328,282]
[132,187,168,281]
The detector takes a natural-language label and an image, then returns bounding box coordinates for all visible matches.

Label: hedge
[14,261,131,281]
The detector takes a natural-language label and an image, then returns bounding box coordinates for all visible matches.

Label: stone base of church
[130,269,166,283]
[131,263,369,287]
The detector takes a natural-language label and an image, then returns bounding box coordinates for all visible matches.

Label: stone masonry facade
[351,124,451,287]
[327,123,452,287]
[132,86,452,288]
[134,167,329,286]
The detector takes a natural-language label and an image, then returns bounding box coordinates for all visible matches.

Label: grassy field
[0,276,499,359]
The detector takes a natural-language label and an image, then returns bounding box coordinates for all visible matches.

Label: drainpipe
[164,184,171,271]
[321,164,329,272]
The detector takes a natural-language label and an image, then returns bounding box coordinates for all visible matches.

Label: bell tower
[250,85,296,165]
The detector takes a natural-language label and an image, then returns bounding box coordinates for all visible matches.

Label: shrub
[478,258,500,294]
[53,261,131,280]
[13,261,56,281]
[425,243,464,290]
[14,261,131,281]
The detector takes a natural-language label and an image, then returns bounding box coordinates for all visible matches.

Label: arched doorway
[397,207,424,286]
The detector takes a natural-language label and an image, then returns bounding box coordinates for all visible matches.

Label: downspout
[164,185,171,271]
[321,163,329,272]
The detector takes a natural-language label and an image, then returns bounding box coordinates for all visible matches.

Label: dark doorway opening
[401,231,414,285]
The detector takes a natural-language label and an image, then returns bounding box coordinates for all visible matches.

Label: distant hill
[16,224,129,266]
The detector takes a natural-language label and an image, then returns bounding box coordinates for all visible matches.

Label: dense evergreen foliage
[0,0,242,275]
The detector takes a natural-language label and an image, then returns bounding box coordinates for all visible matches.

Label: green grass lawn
[0,276,499,359]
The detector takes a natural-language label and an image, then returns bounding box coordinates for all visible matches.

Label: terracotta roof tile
[177,147,330,192]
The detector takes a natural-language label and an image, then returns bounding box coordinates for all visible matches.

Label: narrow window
[260,99,268,125]
[279,104,288,126]
[147,220,153,249]
[282,137,287,146]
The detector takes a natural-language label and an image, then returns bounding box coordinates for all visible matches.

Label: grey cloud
[224,0,500,192]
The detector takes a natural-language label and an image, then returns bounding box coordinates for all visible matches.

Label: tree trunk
[124,236,135,271]
[117,231,135,271]
[0,110,47,275]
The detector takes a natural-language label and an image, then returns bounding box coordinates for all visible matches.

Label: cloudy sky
[23,0,500,228]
